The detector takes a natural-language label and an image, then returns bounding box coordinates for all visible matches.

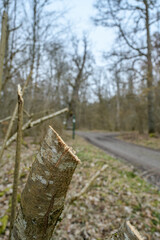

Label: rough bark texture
[115,71,120,131]
[144,0,155,133]
[0,11,8,95]
[107,221,143,240]
[9,85,23,239]
[11,126,80,240]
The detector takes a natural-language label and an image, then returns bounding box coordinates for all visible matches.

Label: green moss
[133,203,142,212]
[152,200,160,207]
[0,215,8,234]
[4,187,10,192]
[20,172,27,179]
[116,199,123,205]
[152,211,160,226]
[17,193,21,203]
[0,187,11,198]
[0,191,5,197]
[149,133,156,138]
[151,226,157,233]
[125,171,136,178]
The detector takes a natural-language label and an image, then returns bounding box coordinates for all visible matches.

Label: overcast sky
[52,0,115,66]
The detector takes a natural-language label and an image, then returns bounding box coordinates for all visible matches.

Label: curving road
[77,131,160,187]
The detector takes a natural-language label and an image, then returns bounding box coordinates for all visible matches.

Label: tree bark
[9,85,23,239]
[115,71,120,131]
[11,126,80,240]
[0,11,8,97]
[107,221,143,240]
[144,0,155,133]
[0,115,12,124]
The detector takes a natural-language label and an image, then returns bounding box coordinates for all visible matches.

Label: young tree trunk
[9,85,23,239]
[115,72,120,131]
[0,11,8,97]
[144,0,155,133]
[0,71,32,163]
[11,126,80,240]
[107,221,143,240]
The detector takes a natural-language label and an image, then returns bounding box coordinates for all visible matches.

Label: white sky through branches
[51,0,115,66]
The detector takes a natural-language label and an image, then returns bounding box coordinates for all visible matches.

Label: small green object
[0,191,4,197]
[72,115,76,139]
[0,215,8,234]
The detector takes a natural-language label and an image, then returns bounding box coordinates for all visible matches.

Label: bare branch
[69,164,108,204]
[9,84,23,239]
[3,108,68,150]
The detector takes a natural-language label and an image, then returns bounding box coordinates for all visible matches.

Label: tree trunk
[11,126,80,240]
[67,87,79,129]
[115,72,120,131]
[0,11,8,97]
[144,0,155,133]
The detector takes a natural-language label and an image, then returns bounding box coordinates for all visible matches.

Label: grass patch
[0,132,160,239]
[118,132,160,150]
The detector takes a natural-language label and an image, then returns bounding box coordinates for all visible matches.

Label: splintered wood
[11,126,80,240]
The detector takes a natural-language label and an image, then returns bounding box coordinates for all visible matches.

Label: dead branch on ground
[69,164,108,204]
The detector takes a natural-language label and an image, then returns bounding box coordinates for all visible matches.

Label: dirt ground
[0,132,160,239]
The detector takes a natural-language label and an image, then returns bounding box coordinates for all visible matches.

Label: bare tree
[94,0,160,133]
[67,36,93,128]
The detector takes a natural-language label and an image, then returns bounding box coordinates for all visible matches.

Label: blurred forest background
[0,0,160,137]
[0,1,160,239]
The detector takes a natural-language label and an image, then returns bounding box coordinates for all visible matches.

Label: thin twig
[4,108,68,150]
[69,164,108,204]
[0,71,32,162]
[9,85,23,239]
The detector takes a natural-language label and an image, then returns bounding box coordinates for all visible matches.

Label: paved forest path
[77,131,160,188]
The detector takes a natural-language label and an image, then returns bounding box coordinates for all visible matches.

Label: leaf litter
[0,133,160,240]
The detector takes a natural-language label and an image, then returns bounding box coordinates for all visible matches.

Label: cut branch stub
[11,126,80,240]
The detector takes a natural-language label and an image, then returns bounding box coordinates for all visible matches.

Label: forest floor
[0,131,160,240]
